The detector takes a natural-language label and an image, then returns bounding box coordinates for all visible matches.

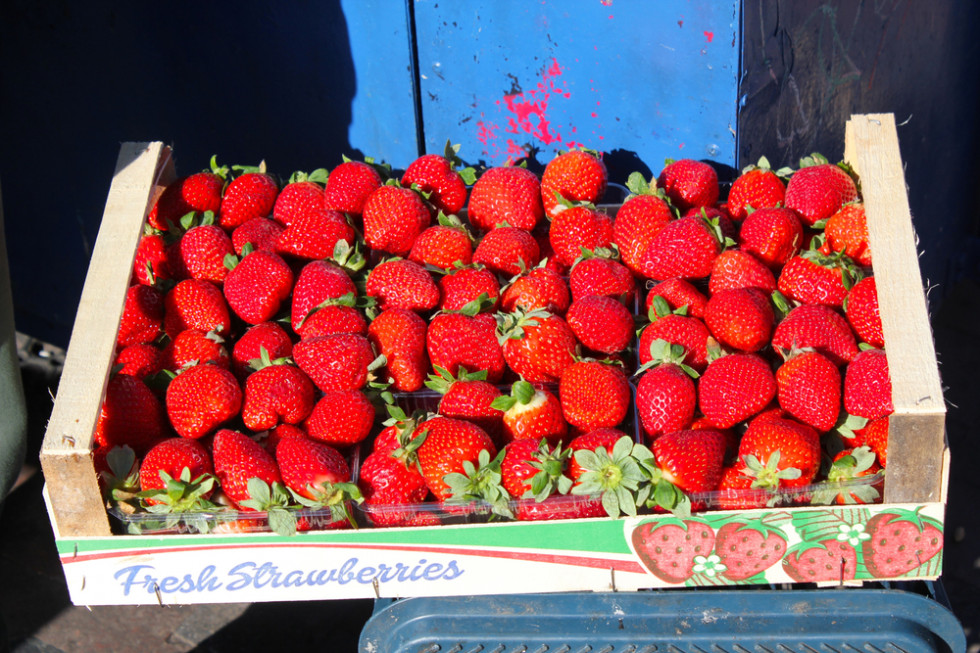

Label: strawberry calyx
[549,191,596,217]
[494,306,552,345]
[386,405,427,466]
[207,155,231,183]
[424,365,489,395]
[490,378,537,412]
[237,477,297,536]
[137,467,219,517]
[286,168,329,185]
[441,140,478,185]
[834,412,871,441]
[286,479,364,531]
[635,339,699,379]
[520,439,574,501]
[341,153,393,180]
[247,345,294,372]
[569,244,621,270]
[570,435,648,518]
[99,445,141,504]
[442,449,514,519]
[329,239,367,275]
[646,295,689,323]
[740,451,802,493]
[624,171,668,201]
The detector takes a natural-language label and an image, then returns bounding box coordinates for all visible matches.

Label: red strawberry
[275,437,351,501]
[231,217,285,255]
[565,295,633,355]
[290,260,358,333]
[94,373,170,454]
[323,159,384,215]
[778,249,860,309]
[415,416,496,501]
[467,165,544,232]
[427,311,506,384]
[771,304,858,366]
[138,437,215,505]
[699,353,777,429]
[640,214,724,281]
[645,278,708,319]
[275,208,355,261]
[540,148,608,217]
[304,389,375,446]
[775,349,841,432]
[499,265,570,315]
[242,363,317,431]
[658,159,719,213]
[438,265,501,312]
[843,348,893,420]
[272,174,325,227]
[211,428,282,509]
[825,203,871,266]
[117,284,164,347]
[223,249,294,325]
[497,309,577,384]
[292,333,377,392]
[499,437,564,499]
[784,155,858,227]
[630,518,716,583]
[713,520,787,580]
[559,361,631,432]
[297,298,368,339]
[857,415,889,467]
[426,367,504,444]
[472,227,541,277]
[861,510,943,578]
[613,175,673,277]
[260,423,308,457]
[408,218,474,271]
[820,446,883,505]
[635,341,699,441]
[783,540,858,583]
[492,380,568,445]
[737,207,804,269]
[568,254,635,304]
[737,415,821,490]
[218,170,278,231]
[704,287,774,353]
[714,464,769,510]
[231,322,293,379]
[163,279,231,339]
[548,206,614,268]
[366,258,440,313]
[148,168,225,232]
[358,448,430,527]
[161,329,230,373]
[638,302,710,373]
[362,184,432,256]
[368,308,429,392]
[844,276,884,348]
[708,249,777,295]
[114,343,164,379]
[726,157,787,222]
[165,364,242,439]
[401,143,475,216]
[171,224,235,283]
[652,429,726,495]
[133,232,174,286]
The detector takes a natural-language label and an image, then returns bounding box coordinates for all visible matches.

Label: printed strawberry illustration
[631,518,717,584]
[783,539,858,583]
[713,518,788,581]
[862,509,944,578]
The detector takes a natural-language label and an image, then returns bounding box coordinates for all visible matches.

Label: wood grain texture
[40,142,170,537]
[844,114,946,504]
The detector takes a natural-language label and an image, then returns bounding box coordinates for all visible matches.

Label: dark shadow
[602,149,652,186]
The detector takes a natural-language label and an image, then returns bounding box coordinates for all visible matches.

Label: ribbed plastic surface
[360,586,965,653]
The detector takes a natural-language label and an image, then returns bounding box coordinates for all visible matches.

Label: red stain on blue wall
[704,31,714,43]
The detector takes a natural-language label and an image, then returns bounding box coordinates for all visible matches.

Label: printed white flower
[692,554,728,577]
[836,523,871,546]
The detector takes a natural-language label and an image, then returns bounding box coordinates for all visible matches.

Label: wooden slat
[844,114,946,504]
[40,142,171,537]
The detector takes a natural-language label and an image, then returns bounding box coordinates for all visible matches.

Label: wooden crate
[39,115,948,606]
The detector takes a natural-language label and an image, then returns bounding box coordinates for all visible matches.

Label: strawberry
[547,206,614,268]
[699,353,777,429]
[843,348,893,420]
[272,172,326,227]
[784,154,858,227]
[358,448,430,527]
[737,415,821,490]
[292,333,377,392]
[427,310,506,383]
[231,217,285,255]
[707,249,777,295]
[566,428,627,483]
[211,428,283,509]
[165,363,242,439]
[651,429,726,496]
[726,157,787,222]
[260,423,308,457]
[736,207,804,269]
[408,216,474,271]
[274,208,355,261]
[323,158,384,215]
[844,275,884,348]
[540,148,608,217]
[824,202,871,266]
[362,184,432,256]
[612,174,673,277]
[114,343,164,379]
[634,341,699,442]
[638,300,710,373]
[133,232,174,286]
[438,265,501,312]
[117,284,164,347]
[491,380,568,445]
[296,297,368,339]
[645,278,708,320]
[368,308,429,392]
[631,518,716,583]
[275,437,351,501]
[861,509,943,578]
[771,304,858,366]
[161,329,230,373]
[426,367,504,444]
[290,260,358,333]
[686,205,737,242]
[365,258,440,313]
[415,416,496,501]
[783,540,858,583]
[559,361,631,432]
[472,226,541,277]
[223,249,294,325]
[818,446,882,505]
[775,349,840,432]
[714,464,769,510]
[171,224,235,283]
[401,142,475,215]
[568,431,647,517]
[640,214,724,281]
[138,437,215,506]
[568,254,635,304]
[857,415,889,467]
[242,362,317,431]
[499,265,570,315]
[497,308,578,384]
[467,165,544,232]
[231,322,293,379]
[500,439,574,518]
[163,279,231,339]
[148,167,225,232]
[94,373,170,454]
[304,389,375,446]
[565,295,633,355]
[657,159,719,213]
[704,287,774,353]
[712,520,787,580]
[777,249,861,309]
[218,170,279,231]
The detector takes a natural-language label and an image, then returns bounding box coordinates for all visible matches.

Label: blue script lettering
[114,564,224,596]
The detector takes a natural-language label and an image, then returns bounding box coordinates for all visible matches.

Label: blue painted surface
[412,0,740,178]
